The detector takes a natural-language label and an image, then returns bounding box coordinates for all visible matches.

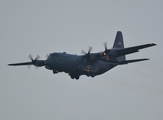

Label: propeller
[28,54,40,66]
[100,42,110,60]
[81,46,92,55]
[29,54,45,68]
[81,46,93,61]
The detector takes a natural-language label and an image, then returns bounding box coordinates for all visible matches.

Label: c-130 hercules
[8,31,156,80]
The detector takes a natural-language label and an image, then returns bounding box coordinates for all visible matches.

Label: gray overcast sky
[1,0,163,120]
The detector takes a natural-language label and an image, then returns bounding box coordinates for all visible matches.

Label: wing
[8,62,32,66]
[114,43,156,57]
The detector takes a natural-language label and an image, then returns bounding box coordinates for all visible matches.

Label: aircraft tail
[113,31,126,61]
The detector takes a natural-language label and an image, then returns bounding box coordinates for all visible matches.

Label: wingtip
[150,43,157,46]
[8,64,13,66]
[145,58,150,60]
[139,58,150,61]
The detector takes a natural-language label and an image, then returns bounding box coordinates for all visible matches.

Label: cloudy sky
[1,0,163,120]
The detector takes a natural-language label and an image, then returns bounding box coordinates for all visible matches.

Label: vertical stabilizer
[113,31,124,49]
[113,31,126,61]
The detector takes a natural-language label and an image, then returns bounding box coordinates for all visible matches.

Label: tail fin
[113,31,124,49]
[113,31,126,61]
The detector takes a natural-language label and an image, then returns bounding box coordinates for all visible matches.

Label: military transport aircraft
[8,31,156,80]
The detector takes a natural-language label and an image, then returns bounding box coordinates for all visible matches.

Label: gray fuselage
[45,52,117,77]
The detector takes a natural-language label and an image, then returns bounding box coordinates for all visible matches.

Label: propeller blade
[35,55,40,60]
[27,65,31,69]
[98,42,111,60]
[81,46,93,55]
[28,54,40,61]
[35,66,39,70]
[28,54,33,61]
[81,50,86,55]
[88,46,92,54]
[81,46,94,61]
[104,42,107,51]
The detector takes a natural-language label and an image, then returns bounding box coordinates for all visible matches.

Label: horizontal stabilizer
[119,58,149,65]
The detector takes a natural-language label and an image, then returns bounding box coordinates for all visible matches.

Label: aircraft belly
[94,61,117,76]
[97,64,116,75]
[57,58,81,73]
[76,61,116,77]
